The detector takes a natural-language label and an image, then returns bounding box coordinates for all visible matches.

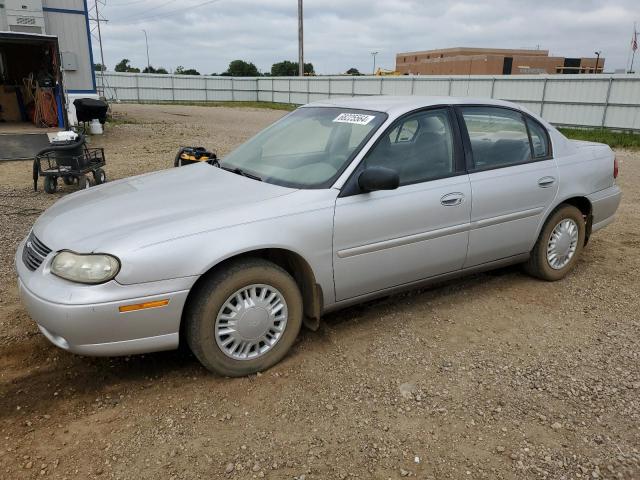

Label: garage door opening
[0,32,67,160]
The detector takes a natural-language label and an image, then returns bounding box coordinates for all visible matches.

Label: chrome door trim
[336,222,470,259]
[470,206,545,230]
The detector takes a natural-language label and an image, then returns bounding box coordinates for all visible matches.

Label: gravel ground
[0,103,638,480]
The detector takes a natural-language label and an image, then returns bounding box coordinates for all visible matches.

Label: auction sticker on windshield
[333,113,376,125]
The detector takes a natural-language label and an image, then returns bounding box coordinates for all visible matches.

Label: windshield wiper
[218,164,262,181]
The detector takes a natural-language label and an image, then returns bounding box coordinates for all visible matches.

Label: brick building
[396,47,604,75]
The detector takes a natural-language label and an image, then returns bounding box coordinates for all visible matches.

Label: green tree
[114,59,139,73]
[346,67,361,75]
[155,67,169,74]
[271,60,314,76]
[175,65,200,75]
[93,63,107,72]
[224,60,259,77]
[143,66,169,74]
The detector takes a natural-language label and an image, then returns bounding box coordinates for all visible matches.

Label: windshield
[221,107,387,188]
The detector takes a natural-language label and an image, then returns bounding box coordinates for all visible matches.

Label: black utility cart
[33,133,106,193]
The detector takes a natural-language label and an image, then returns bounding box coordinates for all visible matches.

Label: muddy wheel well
[560,196,593,244]
[180,249,323,343]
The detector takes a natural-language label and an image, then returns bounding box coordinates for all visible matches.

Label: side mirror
[358,166,400,193]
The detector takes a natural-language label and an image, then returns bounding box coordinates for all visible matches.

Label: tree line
[96,59,363,76]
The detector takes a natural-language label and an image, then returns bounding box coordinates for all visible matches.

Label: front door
[333,108,472,301]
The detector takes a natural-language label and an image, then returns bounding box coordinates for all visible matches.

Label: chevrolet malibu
[16,97,622,376]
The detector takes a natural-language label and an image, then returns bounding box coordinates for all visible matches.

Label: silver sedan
[16,96,622,376]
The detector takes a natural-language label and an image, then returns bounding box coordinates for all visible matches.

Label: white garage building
[0,0,97,159]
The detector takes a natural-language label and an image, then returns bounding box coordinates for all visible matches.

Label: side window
[364,109,455,185]
[461,107,532,169]
[526,117,550,159]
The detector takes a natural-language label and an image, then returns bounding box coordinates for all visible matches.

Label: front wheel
[524,204,586,281]
[185,258,303,376]
[93,168,107,185]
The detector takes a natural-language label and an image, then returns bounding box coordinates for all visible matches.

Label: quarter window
[363,109,455,185]
[526,117,550,159]
[461,107,532,169]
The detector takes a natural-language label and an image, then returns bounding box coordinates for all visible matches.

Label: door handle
[537,176,556,188]
[440,192,465,206]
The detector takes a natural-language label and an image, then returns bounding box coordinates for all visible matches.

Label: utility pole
[371,51,379,75]
[298,0,304,76]
[93,0,106,76]
[142,29,150,72]
[594,51,601,74]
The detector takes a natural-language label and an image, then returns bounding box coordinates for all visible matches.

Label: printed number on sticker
[333,113,376,125]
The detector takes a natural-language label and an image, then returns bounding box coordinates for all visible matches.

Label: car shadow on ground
[1,265,525,419]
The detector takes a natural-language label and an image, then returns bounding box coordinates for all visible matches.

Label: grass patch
[559,128,640,150]
[117,100,298,112]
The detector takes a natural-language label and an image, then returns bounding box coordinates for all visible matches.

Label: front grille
[22,232,51,271]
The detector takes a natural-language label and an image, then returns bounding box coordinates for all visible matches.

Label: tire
[524,204,586,281]
[174,150,184,167]
[62,175,75,186]
[43,176,57,194]
[185,258,303,376]
[93,168,106,185]
[78,175,93,190]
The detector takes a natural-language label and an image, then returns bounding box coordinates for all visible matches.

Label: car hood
[33,163,297,252]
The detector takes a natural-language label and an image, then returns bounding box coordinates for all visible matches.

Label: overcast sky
[95,0,639,75]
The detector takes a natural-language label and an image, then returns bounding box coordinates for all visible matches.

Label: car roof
[302,95,522,116]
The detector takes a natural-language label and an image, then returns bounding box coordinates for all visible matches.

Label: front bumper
[16,238,195,356]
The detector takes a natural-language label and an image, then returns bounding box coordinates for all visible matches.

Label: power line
[111,0,223,25]
[110,0,179,22]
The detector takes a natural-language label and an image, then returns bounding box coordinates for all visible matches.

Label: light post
[594,51,601,74]
[371,51,379,75]
[142,29,150,72]
[298,0,304,76]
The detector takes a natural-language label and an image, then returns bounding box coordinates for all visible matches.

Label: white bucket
[89,119,103,135]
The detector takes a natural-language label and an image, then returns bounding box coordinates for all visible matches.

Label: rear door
[458,106,558,267]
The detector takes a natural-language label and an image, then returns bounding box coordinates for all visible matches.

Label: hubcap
[546,218,579,270]
[215,284,288,361]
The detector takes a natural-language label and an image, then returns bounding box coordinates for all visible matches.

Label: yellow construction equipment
[375,68,401,76]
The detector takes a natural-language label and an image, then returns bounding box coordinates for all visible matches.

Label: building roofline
[396,47,549,57]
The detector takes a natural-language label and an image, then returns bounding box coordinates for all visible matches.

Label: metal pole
[143,29,150,72]
[371,51,378,75]
[298,0,304,76]
[631,25,637,74]
[95,0,106,77]
[594,51,601,74]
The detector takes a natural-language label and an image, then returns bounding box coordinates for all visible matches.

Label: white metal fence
[95,73,640,130]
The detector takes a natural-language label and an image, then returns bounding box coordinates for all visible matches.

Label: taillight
[614,156,619,179]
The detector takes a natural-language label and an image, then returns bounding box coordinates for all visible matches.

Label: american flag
[633,28,638,52]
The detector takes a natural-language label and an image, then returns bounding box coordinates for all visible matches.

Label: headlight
[50,251,120,284]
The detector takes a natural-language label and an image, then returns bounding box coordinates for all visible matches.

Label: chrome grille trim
[22,232,52,271]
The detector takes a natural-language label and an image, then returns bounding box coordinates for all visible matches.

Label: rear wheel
[43,176,57,194]
[185,258,303,376]
[62,175,75,186]
[524,204,585,281]
[78,175,93,190]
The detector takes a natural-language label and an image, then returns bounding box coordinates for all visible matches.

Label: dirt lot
[0,104,638,480]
